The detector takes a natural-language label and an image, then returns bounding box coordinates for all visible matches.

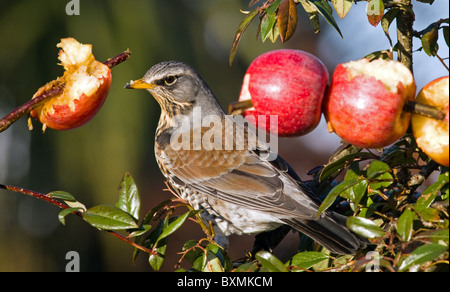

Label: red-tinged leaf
[229,8,260,65]
[278,0,298,42]
[331,0,353,19]
[367,0,384,27]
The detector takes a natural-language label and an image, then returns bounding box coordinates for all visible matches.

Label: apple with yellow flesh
[324,58,416,148]
[412,76,449,166]
[30,38,112,131]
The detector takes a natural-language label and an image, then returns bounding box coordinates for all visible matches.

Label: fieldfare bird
[125,61,366,254]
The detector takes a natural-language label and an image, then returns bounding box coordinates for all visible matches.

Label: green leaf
[317,178,365,217]
[443,26,449,47]
[288,251,330,269]
[58,207,83,225]
[421,25,439,56]
[149,237,167,271]
[181,240,203,265]
[381,8,399,46]
[116,172,140,220]
[367,161,393,190]
[255,251,288,272]
[48,191,76,202]
[346,216,386,239]
[367,161,390,179]
[82,205,139,230]
[415,174,448,213]
[331,0,353,19]
[278,0,298,42]
[319,151,376,182]
[155,210,199,244]
[366,0,384,27]
[397,208,414,241]
[416,229,449,246]
[260,11,277,42]
[399,244,447,271]
[299,0,320,34]
[310,0,343,37]
[229,8,260,65]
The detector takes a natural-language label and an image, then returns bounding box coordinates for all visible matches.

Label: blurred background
[0,0,448,271]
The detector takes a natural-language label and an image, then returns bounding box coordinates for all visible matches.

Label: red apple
[238,49,329,136]
[411,76,449,166]
[323,58,416,148]
[30,38,112,131]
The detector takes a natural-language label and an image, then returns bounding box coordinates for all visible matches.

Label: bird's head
[125,61,223,117]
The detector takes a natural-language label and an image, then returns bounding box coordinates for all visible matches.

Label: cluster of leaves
[230,0,449,65]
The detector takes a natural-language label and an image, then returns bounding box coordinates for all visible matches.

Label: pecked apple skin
[239,49,329,137]
[324,62,415,148]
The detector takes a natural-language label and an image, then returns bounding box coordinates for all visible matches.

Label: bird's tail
[282,212,367,255]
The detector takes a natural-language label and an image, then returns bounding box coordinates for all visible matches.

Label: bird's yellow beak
[124,78,156,90]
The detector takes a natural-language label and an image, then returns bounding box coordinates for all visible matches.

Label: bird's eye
[164,75,177,86]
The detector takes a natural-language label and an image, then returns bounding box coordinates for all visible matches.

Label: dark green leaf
[116,172,140,220]
[156,210,199,244]
[343,178,368,206]
[381,8,399,46]
[289,251,330,269]
[82,205,138,230]
[261,12,277,42]
[149,237,167,271]
[229,8,260,65]
[311,0,343,37]
[319,151,376,182]
[300,1,320,34]
[331,0,353,19]
[367,161,390,179]
[416,0,434,4]
[399,244,447,271]
[317,178,365,217]
[278,0,298,42]
[369,172,393,190]
[416,229,449,246]
[397,208,414,241]
[443,26,449,47]
[266,0,283,15]
[58,207,83,225]
[415,174,448,213]
[181,240,203,264]
[255,251,288,272]
[127,224,151,238]
[48,191,76,202]
[346,216,386,238]
[234,262,260,272]
[421,25,439,56]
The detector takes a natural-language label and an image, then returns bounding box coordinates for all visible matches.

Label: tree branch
[0,182,156,256]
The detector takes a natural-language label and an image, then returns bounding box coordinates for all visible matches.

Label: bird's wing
[161,140,320,219]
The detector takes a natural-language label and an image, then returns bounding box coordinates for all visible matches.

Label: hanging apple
[323,58,416,148]
[237,49,329,137]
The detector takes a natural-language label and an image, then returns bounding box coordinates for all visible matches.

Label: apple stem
[403,100,446,120]
[228,99,254,116]
[0,50,132,134]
